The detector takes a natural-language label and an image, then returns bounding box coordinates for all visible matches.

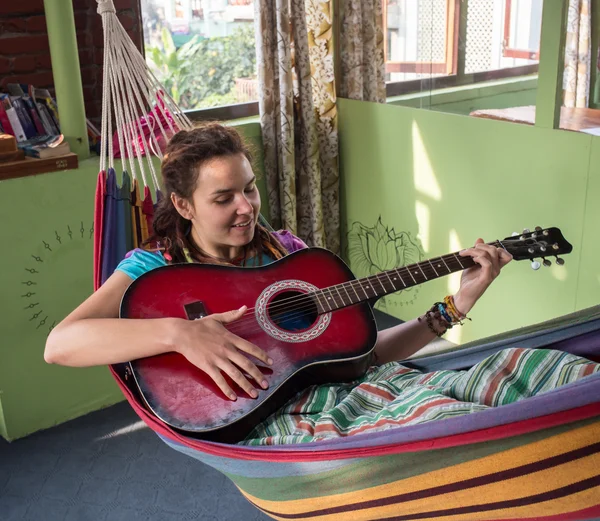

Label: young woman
[45,123,599,445]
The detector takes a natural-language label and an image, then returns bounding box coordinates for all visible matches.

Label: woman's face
[172,153,261,261]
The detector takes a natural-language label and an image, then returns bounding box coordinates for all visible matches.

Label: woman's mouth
[231,220,252,229]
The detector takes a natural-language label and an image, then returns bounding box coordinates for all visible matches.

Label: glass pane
[386,0,542,126]
[465,0,541,74]
[141,0,258,111]
[385,0,455,83]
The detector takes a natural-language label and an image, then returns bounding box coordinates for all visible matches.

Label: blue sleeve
[115,249,167,281]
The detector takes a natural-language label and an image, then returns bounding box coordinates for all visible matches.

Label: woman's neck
[189,227,246,262]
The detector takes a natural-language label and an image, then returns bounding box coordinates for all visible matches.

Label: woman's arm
[374,240,513,364]
[45,271,178,366]
[374,317,438,364]
[45,271,273,400]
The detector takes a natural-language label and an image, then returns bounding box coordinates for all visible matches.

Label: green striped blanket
[241,348,600,446]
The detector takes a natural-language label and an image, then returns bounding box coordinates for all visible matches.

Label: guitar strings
[221,239,514,337]
[178,240,511,338]
[219,249,491,338]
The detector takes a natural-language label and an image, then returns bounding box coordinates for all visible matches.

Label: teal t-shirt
[115,248,275,281]
[115,229,308,281]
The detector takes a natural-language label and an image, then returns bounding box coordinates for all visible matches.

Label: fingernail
[261,380,268,389]
[229,394,237,401]
[250,390,258,398]
[267,357,273,365]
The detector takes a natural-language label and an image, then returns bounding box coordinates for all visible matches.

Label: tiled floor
[0,310,401,521]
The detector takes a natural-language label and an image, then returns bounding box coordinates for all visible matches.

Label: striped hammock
[94,2,600,519]
[110,306,600,521]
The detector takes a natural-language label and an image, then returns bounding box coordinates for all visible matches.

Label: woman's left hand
[454,238,513,316]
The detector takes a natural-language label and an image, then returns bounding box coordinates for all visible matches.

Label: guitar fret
[348,281,361,303]
[327,287,337,309]
[393,268,407,287]
[333,284,346,307]
[405,268,418,285]
[341,284,355,305]
[417,263,428,280]
[453,254,466,269]
[314,291,328,313]
[439,256,452,273]
[428,260,440,277]
[384,271,397,291]
[373,275,387,295]
[358,280,370,299]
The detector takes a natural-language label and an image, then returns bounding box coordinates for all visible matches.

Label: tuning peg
[543,258,552,267]
[535,226,543,232]
[523,228,531,234]
[512,232,519,237]
[556,257,565,266]
[531,260,541,270]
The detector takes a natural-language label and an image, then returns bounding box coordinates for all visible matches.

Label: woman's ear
[171,193,194,220]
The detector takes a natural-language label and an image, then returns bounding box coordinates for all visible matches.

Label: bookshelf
[0,152,79,181]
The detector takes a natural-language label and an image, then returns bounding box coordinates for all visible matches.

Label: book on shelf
[0,95,26,142]
[18,134,71,159]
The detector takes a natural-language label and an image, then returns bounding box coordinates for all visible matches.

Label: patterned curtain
[339,0,386,102]
[254,0,340,253]
[563,0,591,108]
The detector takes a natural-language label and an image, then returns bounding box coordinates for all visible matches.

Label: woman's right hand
[174,306,273,401]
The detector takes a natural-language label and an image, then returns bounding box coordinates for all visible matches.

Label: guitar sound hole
[268,291,318,332]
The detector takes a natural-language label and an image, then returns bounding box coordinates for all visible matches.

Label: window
[386,0,542,96]
[502,0,542,60]
[141,0,259,119]
[385,0,459,82]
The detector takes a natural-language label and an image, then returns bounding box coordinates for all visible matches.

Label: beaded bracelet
[418,296,471,337]
[443,295,471,325]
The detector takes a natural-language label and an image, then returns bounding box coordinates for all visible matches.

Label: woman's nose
[237,195,254,214]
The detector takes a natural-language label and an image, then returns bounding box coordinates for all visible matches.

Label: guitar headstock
[500,227,572,270]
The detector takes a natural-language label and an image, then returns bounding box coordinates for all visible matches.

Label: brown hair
[146,123,288,265]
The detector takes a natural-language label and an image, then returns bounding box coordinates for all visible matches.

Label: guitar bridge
[184,301,208,320]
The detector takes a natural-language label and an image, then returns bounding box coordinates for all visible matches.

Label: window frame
[384,0,460,76]
[502,0,541,60]
[385,0,540,98]
[185,101,259,122]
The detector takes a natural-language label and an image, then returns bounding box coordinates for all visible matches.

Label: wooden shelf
[0,152,79,181]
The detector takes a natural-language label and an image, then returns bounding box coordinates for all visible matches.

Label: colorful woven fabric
[110,307,600,521]
[241,348,599,445]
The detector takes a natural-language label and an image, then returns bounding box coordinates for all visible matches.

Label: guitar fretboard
[311,243,501,314]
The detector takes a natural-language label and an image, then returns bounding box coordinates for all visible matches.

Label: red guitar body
[120,248,378,442]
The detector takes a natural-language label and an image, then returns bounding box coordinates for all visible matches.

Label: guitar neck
[313,242,501,314]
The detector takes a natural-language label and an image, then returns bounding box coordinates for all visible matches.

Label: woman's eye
[245,185,256,193]
[215,198,231,205]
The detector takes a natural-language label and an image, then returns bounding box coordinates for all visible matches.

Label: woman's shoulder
[271,230,308,253]
[115,248,167,281]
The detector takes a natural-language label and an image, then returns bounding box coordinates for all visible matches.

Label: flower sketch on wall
[347,217,424,311]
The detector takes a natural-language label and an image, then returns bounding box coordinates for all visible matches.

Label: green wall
[338,97,599,346]
[0,122,265,441]
[0,158,120,441]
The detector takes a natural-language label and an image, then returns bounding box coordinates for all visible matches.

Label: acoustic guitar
[120,226,572,442]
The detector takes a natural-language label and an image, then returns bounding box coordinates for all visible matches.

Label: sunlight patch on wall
[415,200,430,252]
[550,263,568,282]
[412,121,442,201]
[446,229,464,345]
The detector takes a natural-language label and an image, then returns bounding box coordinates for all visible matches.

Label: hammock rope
[96,0,193,189]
